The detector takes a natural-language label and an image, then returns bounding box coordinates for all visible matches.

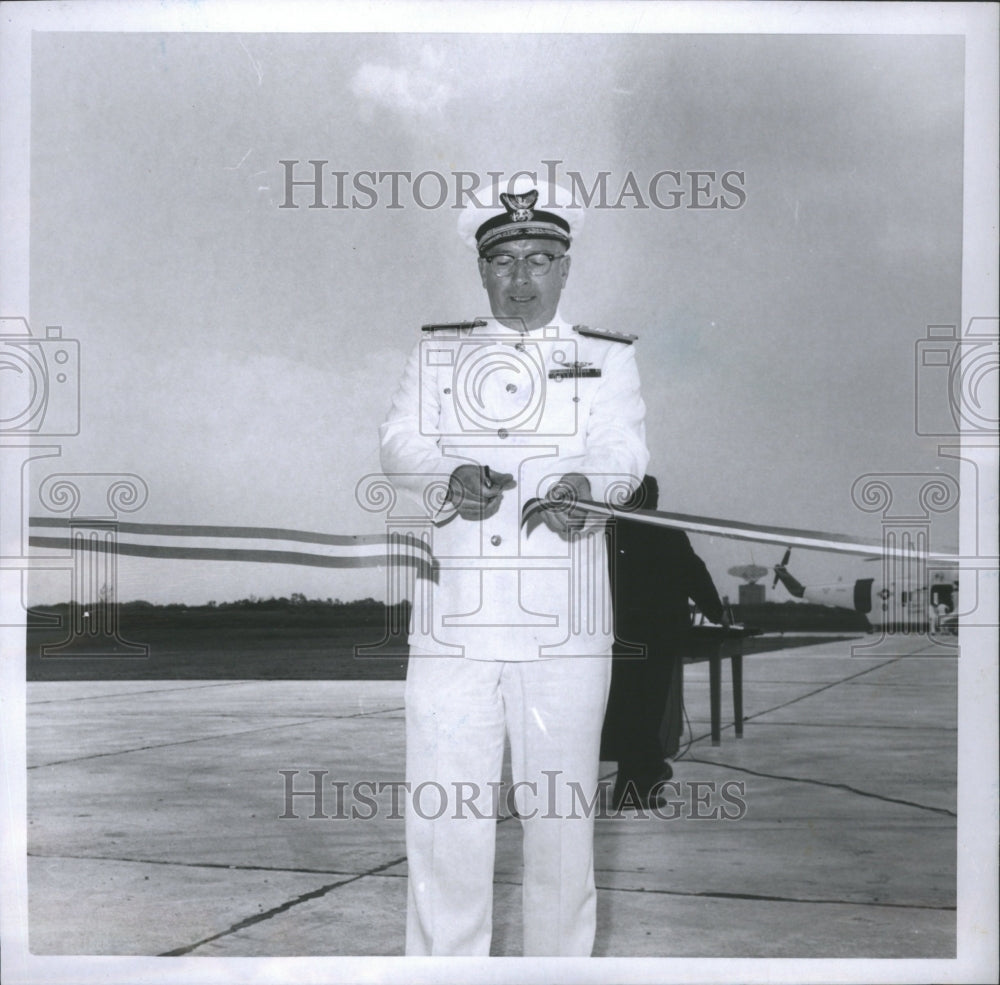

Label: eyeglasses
[481,252,567,277]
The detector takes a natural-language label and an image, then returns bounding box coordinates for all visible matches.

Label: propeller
[772,547,792,589]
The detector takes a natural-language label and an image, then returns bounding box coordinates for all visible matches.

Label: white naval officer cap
[457,174,585,254]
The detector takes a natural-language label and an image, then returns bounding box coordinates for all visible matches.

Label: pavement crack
[29,706,404,770]
[680,757,956,817]
[741,657,902,723]
[587,880,955,911]
[159,853,408,956]
[679,656,950,746]
[670,656,956,817]
[673,657,904,752]
[723,720,956,731]
[26,850,399,878]
[27,717,343,769]
[27,681,262,705]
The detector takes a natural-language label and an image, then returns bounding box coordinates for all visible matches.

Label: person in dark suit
[601,475,727,810]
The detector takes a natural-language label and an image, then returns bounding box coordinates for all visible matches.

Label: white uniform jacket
[380,315,649,661]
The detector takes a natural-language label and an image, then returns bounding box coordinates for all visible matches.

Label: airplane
[562,499,961,635]
[771,548,959,633]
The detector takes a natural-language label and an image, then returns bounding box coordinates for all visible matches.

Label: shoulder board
[421,319,487,332]
[572,324,638,344]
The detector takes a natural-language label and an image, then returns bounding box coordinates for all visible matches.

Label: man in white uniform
[380,179,649,956]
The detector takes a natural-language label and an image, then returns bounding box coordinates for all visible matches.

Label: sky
[21,29,967,605]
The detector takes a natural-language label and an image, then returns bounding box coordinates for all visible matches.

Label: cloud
[350,45,452,121]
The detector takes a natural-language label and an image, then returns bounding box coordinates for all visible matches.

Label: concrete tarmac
[26,635,957,960]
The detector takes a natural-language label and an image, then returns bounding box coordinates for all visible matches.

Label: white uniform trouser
[404,650,612,956]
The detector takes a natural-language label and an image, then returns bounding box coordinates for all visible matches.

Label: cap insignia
[500,189,539,223]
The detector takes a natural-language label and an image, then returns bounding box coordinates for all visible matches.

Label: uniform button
[490,535,502,547]
[572,396,580,402]
[497,428,508,439]
[505,383,517,393]
[443,388,451,394]
[515,343,526,352]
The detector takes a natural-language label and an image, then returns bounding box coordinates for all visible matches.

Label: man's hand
[536,472,593,537]
[446,464,515,521]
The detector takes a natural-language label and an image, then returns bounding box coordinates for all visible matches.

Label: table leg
[733,653,744,738]
[709,653,721,746]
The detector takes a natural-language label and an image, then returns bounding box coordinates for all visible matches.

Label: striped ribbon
[27,518,435,574]
[29,507,957,565]
[524,500,959,562]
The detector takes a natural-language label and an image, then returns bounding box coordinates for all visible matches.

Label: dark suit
[601,518,725,795]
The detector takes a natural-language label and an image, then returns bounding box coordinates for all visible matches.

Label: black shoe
[612,774,671,813]
[615,766,676,811]
[640,764,675,810]
[611,775,644,812]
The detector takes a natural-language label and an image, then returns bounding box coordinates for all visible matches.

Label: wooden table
[684,626,757,745]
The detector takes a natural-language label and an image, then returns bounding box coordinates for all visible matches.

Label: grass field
[25,615,861,681]
[26,622,409,681]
